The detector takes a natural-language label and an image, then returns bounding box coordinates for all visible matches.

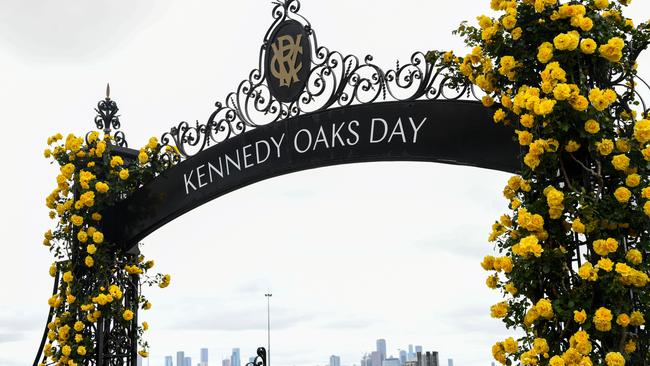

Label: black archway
[104,99,518,250]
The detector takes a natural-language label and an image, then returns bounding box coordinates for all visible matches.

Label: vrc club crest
[265,20,311,103]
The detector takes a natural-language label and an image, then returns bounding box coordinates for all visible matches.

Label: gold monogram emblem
[270,34,303,87]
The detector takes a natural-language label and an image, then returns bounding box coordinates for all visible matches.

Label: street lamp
[265,293,272,366]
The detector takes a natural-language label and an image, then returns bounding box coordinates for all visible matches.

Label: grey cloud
[162,300,317,331]
[319,316,376,329]
[0,0,171,62]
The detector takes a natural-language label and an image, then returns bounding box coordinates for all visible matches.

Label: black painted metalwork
[160,0,480,158]
[104,99,520,251]
[245,348,267,366]
[93,84,128,148]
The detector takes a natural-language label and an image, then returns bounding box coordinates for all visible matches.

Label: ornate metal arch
[160,0,480,159]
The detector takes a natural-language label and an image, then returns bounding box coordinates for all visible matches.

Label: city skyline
[163,339,455,366]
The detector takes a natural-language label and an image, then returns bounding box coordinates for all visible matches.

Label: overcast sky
[2,1,650,366]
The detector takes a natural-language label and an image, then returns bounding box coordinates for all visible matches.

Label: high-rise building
[399,350,407,365]
[414,346,422,355]
[223,359,232,366]
[415,351,438,366]
[201,348,209,364]
[371,351,382,366]
[361,353,370,366]
[177,351,185,366]
[249,357,256,364]
[447,359,453,366]
[165,356,173,366]
[382,357,400,366]
[376,339,387,360]
[330,355,341,366]
[408,345,414,361]
[185,357,192,366]
[137,355,143,366]
[231,348,241,366]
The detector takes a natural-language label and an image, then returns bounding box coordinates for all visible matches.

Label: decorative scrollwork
[161,0,479,159]
[94,84,128,148]
[245,348,267,366]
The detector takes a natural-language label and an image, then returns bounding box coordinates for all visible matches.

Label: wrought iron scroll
[94,84,128,148]
[245,347,267,366]
[160,0,479,158]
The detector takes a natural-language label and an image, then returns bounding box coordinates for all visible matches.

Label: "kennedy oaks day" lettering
[182,115,428,195]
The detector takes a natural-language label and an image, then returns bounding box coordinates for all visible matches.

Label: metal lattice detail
[245,348,267,366]
[160,0,478,158]
[94,84,128,148]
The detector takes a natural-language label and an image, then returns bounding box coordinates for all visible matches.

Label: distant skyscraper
[185,357,192,366]
[415,346,422,355]
[371,351,382,366]
[447,359,453,366]
[231,348,241,366]
[382,357,400,366]
[165,356,173,366]
[201,348,209,364]
[376,339,387,360]
[177,351,185,366]
[330,355,341,366]
[137,355,143,366]
[408,345,414,361]
[223,359,231,366]
[361,353,370,366]
[399,351,407,366]
[249,357,256,364]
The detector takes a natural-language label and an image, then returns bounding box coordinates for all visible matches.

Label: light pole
[265,293,272,366]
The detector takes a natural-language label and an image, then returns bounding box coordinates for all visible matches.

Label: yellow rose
[605,352,625,366]
[503,337,517,353]
[490,301,509,318]
[123,310,135,321]
[626,249,643,264]
[633,119,650,143]
[537,42,554,63]
[614,186,631,203]
[71,215,84,226]
[93,231,104,244]
[87,244,97,255]
[596,139,614,155]
[85,256,94,267]
[95,181,109,193]
[584,119,600,134]
[597,257,614,272]
[611,154,630,171]
[574,309,587,324]
[617,313,630,327]
[580,38,597,54]
[138,149,149,164]
[594,307,613,331]
[119,169,130,181]
[626,174,640,187]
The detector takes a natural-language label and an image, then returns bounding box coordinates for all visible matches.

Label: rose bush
[428,0,650,364]
[41,131,178,366]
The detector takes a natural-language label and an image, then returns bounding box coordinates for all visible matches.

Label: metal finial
[106,83,111,100]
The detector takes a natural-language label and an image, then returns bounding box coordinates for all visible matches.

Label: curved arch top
[104,99,520,250]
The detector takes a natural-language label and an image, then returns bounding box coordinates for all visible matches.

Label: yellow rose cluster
[455,0,650,364]
[41,130,180,365]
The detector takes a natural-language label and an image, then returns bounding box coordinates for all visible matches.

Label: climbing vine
[41,131,177,366]
[428,0,650,364]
